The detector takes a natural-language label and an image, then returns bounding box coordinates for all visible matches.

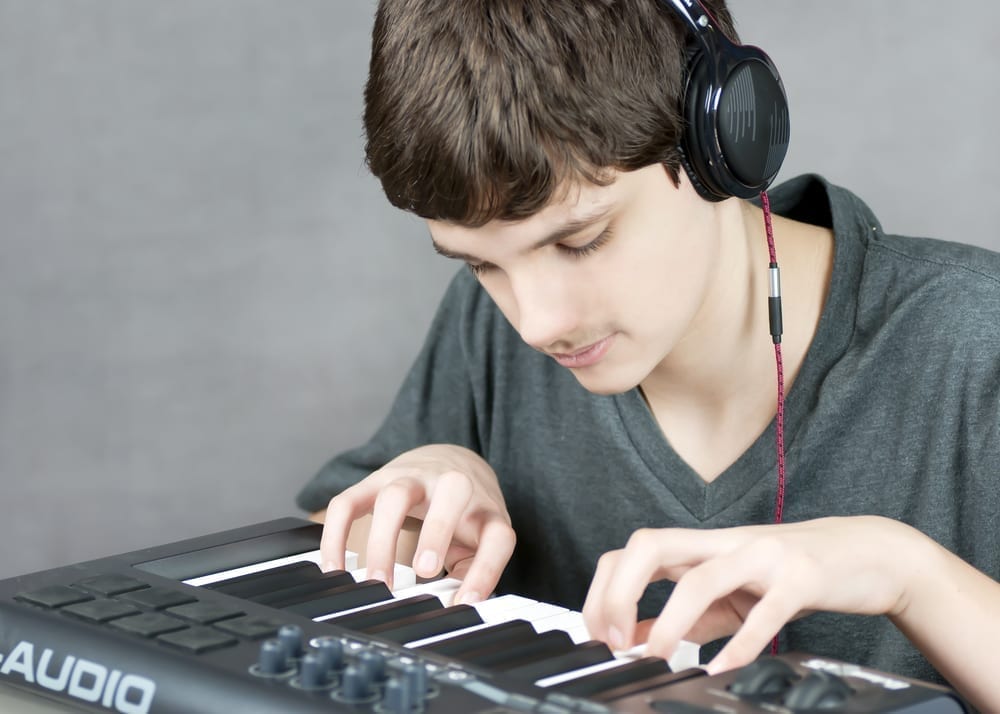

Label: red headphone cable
[760,190,786,655]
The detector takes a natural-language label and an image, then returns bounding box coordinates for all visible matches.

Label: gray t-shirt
[297,175,1000,686]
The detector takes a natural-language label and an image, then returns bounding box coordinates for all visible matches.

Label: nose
[507,269,580,352]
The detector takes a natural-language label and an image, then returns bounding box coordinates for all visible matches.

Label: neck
[640,198,833,481]
[642,200,773,405]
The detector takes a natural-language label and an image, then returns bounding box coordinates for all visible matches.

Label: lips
[549,335,615,368]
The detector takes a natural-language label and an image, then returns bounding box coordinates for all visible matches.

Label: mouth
[548,335,615,369]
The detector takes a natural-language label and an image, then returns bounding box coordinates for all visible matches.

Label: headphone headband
[659,0,724,52]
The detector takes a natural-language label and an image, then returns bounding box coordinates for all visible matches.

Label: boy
[296,1,1000,709]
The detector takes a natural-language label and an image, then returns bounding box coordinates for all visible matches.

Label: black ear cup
[679,39,790,201]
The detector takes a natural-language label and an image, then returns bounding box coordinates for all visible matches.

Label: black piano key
[489,632,584,672]
[279,579,393,619]
[415,619,538,657]
[590,667,706,703]
[248,570,355,606]
[324,594,442,632]
[504,640,614,682]
[462,630,577,670]
[204,561,323,598]
[366,604,483,644]
[548,656,673,699]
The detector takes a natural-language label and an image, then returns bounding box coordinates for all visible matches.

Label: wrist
[879,517,941,622]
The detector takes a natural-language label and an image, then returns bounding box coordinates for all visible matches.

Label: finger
[632,600,739,649]
[319,482,380,572]
[681,592,759,644]
[582,549,626,648]
[644,548,774,660]
[410,471,476,579]
[451,514,517,605]
[590,528,697,651]
[633,618,656,646]
[706,589,801,674]
[584,527,754,651]
[366,477,427,588]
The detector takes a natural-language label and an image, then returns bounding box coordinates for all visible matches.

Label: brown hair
[364,0,737,226]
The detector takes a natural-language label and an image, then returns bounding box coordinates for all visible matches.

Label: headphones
[658,0,790,201]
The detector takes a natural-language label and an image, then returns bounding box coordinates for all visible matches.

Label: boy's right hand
[318,444,515,605]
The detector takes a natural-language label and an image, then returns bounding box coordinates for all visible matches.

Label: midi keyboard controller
[0,518,969,713]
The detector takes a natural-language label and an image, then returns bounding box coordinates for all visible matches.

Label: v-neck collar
[611,175,876,521]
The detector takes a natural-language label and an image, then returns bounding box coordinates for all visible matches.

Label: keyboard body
[0,517,970,713]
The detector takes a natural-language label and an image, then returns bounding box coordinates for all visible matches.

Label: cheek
[616,227,719,337]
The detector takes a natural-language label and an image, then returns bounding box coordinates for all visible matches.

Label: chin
[570,367,641,396]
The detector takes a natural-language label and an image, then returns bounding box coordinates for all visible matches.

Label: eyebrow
[431,204,614,263]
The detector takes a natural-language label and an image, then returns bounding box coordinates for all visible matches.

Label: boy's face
[428,164,723,395]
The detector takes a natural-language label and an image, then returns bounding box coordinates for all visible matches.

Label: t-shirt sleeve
[295,269,487,513]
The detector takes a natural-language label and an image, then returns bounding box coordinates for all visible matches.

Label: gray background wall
[1,1,997,580]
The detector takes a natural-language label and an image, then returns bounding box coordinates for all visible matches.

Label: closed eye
[465,226,614,277]
[466,261,494,277]
[557,226,614,259]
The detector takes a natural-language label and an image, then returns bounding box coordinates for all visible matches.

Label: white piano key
[533,610,587,637]
[535,656,637,688]
[470,594,537,622]
[530,610,700,670]
[532,639,702,688]
[668,640,700,671]
[393,576,463,600]
[350,563,417,591]
[566,625,593,645]
[182,549,359,587]
[481,600,568,626]
[404,620,498,648]
[609,640,700,672]
[531,640,682,689]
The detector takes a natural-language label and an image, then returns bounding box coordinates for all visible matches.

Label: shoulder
[863,231,1000,329]
[799,174,1000,348]
[846,232,1000,397]
[869,231,1000,287]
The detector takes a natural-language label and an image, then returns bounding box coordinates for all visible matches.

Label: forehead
[545,179,619,223]
[432,173,623,244]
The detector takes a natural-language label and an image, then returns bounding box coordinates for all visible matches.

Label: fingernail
[416,550,439,575]
[609,626,626,651]
[369,569,388,583]
[459,591,482,605]
[321,561,335,573]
